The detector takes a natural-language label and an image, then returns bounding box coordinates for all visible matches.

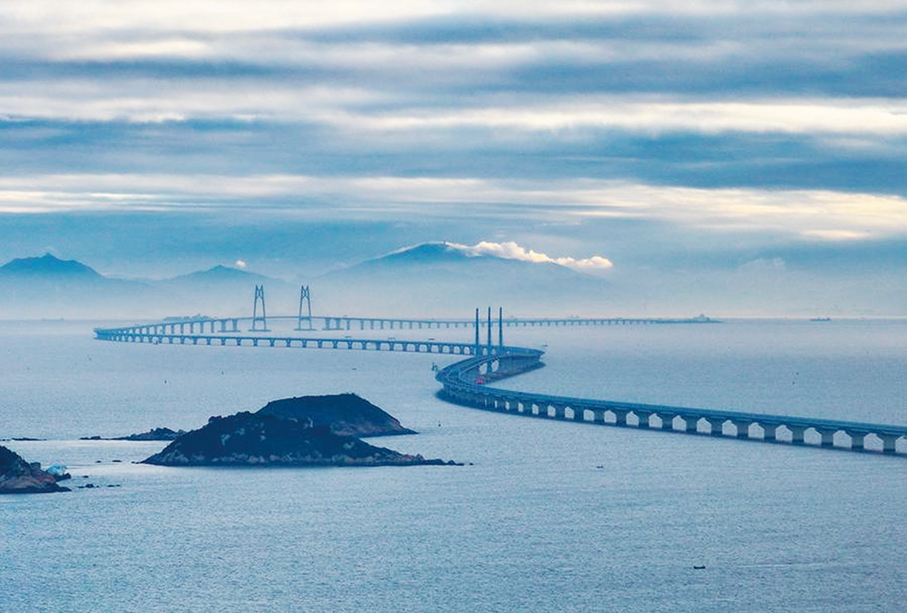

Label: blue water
[1,320,906,612]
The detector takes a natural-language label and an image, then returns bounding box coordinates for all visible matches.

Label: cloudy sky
[1,1,905,315]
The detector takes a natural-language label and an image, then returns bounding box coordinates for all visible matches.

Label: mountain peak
[166,264,276,284]
[381,242,478,263]
[0,253,102,278]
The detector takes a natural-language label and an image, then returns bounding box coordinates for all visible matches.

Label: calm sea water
[1,319,905,612]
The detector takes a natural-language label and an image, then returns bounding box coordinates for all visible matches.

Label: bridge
[94,310,905,456]
[93,327,502,356]
[434,350,907,455]
[99,314,715,337]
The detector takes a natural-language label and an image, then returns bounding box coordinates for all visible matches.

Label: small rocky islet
[80,427,187,441]
[141,393,456,467]
[0,445,70,494]
[141,411,454,467]
[255,393,416,437]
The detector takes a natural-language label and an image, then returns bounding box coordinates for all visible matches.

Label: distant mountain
[0,245,615,320]
[0,253,104,279]
[159,265,294,315]
[0,256,152,319]
[0,256,294,320]
[315,242,610,317]
[164,265,276,286]
[337,242,586,278]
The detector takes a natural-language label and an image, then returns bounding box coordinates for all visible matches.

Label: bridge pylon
[474,308,480,354]
[250,285,270,332]
[487,307,492,346]
[499,307,503,346]
[296,285,313,331]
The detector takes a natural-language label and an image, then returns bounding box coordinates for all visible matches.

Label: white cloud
[234,259,247,268]
[331,99,907,136]
[1,174,906,243]
[453,240,614,273]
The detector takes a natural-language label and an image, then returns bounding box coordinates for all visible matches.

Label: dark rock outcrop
[141,412,452,467]
[255,393,416,437]
[0,446,70,494]
[115,427,186,441]
[80,427,186,441]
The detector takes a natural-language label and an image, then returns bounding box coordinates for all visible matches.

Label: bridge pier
[789,425,807,445]
[732,420,752,439]
[612,410,628,427]
[816,428,836,447]
[658,413,675,430]
[635,411,652,428]
[707,418,726,436]
[847,431,865,451]
[879,434,900,454]
[682,416,700,433]
[761,423,778,441]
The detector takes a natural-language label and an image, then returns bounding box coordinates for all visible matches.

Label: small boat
[693,565,706,570]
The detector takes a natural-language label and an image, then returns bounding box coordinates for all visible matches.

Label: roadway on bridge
[94,316,906,456]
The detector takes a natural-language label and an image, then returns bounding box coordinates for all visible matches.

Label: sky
[1,1,906,315]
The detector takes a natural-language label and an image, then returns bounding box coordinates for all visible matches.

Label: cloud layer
[456,241,614,273]
[1,0,906,313]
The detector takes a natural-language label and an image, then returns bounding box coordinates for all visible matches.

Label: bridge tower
[296,285,313,331]
[487,307,492,346]
[250,285,270,332]
[474,308,480,354]
[499,307,503,346]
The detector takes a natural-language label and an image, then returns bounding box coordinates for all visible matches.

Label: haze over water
[2,319,905,612]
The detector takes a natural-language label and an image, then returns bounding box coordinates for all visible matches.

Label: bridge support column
[761,424,778,441]
[816,428,836,447]
[636,412,652,428]
[879,434,900,454]
[847,431,866,451]
[612,410,628,427]
[658,414,675,431]
[789,425,807,445]
[682,416,700,433]
[594,410,607,425]
[555,405,567,420]
[732,420,751,439]
[573,408,585,422]
[707,418,725,436]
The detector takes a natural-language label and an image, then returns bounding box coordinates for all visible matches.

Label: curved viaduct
[95,317,906,456]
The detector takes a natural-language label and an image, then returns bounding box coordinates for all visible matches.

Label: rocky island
[141,411,454,467]
[255,393,416,437]
[0,445,70,494]
[80,427,187,441]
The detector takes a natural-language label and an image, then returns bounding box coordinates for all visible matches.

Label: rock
[46,465,71,480]
[141,411,453,467]
[255,393,416,437]
[114,427,186,441]
[79,428,186,441]
[0,446,70,494]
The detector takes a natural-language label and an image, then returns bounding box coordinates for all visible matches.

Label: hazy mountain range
[0,243,622,321]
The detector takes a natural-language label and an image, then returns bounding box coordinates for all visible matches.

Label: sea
[1,318,905,612]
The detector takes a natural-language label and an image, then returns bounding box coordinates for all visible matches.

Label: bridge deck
[94,319,905,454]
